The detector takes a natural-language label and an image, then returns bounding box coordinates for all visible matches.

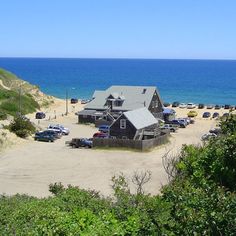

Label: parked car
[98,125,110,133]
[177,118,189,126]
[172,101,180,107]
[163,102,170,107]
[47,128,63,138]
[161,124,177,132]
[179,103,187,108]
[187,103,196,109]
[70,98,78,104]
[35,112,46,119]
[214,104,221,110]
[44,130,62,139]
[187,110,198,117]
[77,138,93,148]
[93,132,109,138]
[68,138,93,148]
[81,99,91,104]
[224,104,230,109]
[222,113,229,118]
[167,119,186,128]
[198,103,205,109]
[209,127,221,135]
[202,112,211,118]
[212,112,219,118]
[207,104,214,109]
[34,131,56,142]
[48,124,70,135]
[201,133,217,141]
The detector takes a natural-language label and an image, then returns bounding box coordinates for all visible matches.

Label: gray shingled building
[77,85,163,124]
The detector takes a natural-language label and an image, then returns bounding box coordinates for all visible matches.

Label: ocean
[0,58,236,105]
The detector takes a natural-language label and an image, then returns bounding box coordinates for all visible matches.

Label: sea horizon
[0,57,236,105]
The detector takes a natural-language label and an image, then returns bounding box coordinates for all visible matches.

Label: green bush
[8,116,36,138]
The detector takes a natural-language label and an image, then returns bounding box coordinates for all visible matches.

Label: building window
[83,115,87,118]
[120,119,126,129]
[156,101,159,107]
[152,101,155,108]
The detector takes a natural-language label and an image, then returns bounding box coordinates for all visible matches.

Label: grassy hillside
[0,88,40,119]
[0,68,53,119]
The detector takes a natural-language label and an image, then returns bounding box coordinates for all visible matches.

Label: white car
[179,103,187,108]
[48,124,70,135]
[187,103,196,109]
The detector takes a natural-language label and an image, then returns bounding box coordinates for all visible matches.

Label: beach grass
[0,88,39,119]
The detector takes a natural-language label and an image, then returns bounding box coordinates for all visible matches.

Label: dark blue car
[34,131,56,142]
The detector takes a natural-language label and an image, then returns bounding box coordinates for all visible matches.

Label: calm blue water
[0,58,236,105]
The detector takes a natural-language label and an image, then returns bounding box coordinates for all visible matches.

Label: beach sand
[0,102,225,198]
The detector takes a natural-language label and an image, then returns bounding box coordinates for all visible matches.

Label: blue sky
[1,0,236,59]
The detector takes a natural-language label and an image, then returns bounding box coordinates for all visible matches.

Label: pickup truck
[66,138,93,148]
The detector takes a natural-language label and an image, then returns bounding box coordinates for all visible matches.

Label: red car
[93,132,109,138]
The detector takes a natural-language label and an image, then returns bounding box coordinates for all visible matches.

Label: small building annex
[77,85,163,124]
[109,107,161,140]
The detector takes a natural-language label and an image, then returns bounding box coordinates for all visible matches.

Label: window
[152,101,155,108]
[120,119,126,129]
[83,115,87,118]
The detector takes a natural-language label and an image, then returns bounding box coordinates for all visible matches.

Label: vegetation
[8,116,36,138]
[0,68,40,119]
[0,115,236,235]
[0,68,53,120]
[0,88,40,119]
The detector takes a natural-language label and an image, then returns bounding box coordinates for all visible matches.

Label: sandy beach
[0,101,227,197]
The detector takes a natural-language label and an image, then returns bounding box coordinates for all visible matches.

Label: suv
[35,112,46,119]
[48,124,70,135]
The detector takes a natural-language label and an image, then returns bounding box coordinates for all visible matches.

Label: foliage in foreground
[0,115,236,235]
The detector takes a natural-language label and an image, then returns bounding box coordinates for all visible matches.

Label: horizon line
[0,56,236,61]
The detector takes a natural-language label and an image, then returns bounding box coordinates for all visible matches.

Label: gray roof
[123,107,158,130]
[77,109,103,116]
[85,85,160,111]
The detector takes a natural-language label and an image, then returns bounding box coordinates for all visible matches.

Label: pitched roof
[123,107,158,130]
[85,85,159,111]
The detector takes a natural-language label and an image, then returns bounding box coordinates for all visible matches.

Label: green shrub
[8,116,36,138]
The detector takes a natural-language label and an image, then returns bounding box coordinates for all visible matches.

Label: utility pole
[66,89,68,115]
[19,84,22,116]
